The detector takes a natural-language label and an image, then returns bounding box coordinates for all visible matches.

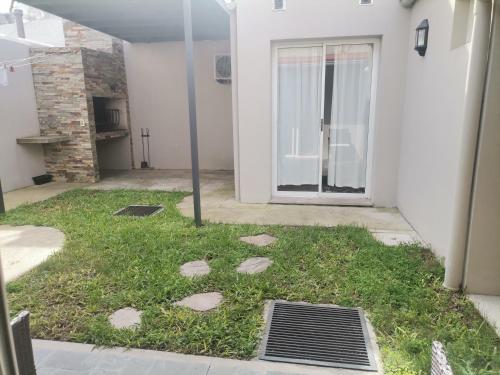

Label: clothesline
[0,50,78,69]
[0,51,61,64]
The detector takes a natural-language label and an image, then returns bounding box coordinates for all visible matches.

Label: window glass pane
[321,44,373,194]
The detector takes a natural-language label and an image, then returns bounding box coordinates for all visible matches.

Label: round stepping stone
[180,260,210,278]
[174,292,223,312]
[109,308,142,329]
[237,257,273,274]
[239,234,277,247]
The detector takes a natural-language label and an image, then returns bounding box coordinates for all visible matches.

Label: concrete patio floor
[33,339,382,375]
[87,169,232,194]
[89,170,419,238]
[3,169,418,237]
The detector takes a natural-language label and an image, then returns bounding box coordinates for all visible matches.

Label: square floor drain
[260,301,377,371]
[114,205,164,217]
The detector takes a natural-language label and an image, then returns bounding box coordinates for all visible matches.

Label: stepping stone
[239,234,277,247]
[109,308,142,329]
[0,225,65,283]
[174,292,223,312]
[180,260,210,278]
[237,257,273,274]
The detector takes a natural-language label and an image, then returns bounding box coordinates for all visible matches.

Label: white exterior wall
[0,19,65,46]
[398,0,472,260]
[0,38,46,192]
[124,40,233,170]
[233,0,411,204]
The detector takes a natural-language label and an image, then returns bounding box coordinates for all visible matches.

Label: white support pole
[444,0,493,289]
[182,0,202,227]
[0,256,19,375]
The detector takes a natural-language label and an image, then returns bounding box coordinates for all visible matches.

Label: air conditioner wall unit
[214,54,231,83]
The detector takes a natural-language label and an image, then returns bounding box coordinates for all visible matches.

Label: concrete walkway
[0,225,65,282]
[3,182,88,211]
[178,187,414,232]
[33,340,381,375]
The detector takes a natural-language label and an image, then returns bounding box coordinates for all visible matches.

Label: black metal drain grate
[114,205,164,217]
[260,301,377,371]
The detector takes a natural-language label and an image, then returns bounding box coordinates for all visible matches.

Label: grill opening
[114,205,164,217]
[259,301,377,371]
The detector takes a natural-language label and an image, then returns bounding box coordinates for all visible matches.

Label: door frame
[271,38,380,203]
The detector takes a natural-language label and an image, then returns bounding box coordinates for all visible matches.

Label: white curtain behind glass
[327,44,373,189]
[277,47,323,187]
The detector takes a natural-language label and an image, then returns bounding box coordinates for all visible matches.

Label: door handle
[320,118,324,132]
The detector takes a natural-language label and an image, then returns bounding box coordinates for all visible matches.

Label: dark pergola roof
[17,0,229,42]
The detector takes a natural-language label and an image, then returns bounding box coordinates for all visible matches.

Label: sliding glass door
[276,46,323,193]
[275,41,375,198]
[321,44,373,194]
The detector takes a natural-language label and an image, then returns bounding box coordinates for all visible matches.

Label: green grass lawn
[1,190,498,375]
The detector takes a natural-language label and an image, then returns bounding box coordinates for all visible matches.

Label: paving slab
[88,354,155,375]
[37,349,96,372]
[180,260,210,278]
[109,308,142,329]
[240,234,277,247]
[237,257,273,274]
[0,225,65,282]
[148,360,210,375]
[174,292,223,312]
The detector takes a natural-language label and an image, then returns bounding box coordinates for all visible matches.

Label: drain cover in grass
[114,205,164,217]
[260,301,377,371]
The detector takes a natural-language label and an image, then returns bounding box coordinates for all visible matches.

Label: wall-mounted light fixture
[415,19,429,57]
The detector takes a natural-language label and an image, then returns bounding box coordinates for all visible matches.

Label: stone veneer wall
[31,48,98,182]
[63,21,113,53]
[30,23,132,182]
